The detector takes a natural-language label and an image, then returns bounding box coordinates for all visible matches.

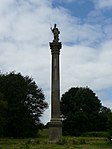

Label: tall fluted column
[49,24,62,143]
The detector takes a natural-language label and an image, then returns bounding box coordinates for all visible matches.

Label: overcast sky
[0,0,112,124]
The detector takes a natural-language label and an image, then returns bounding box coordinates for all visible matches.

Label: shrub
[20,143,30,149]
[57,138,67,145]
[81,131,109,137]
[108,130,112,143]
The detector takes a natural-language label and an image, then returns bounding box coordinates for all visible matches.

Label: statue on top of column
[51,24,60,42]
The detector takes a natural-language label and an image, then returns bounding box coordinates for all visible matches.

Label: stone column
[49,24,62,143]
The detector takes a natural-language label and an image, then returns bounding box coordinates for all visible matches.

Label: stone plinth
[49,119,62,143]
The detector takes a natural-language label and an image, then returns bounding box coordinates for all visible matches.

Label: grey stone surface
[49,25,62,143]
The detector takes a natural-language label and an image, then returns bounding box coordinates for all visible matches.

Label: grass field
[0,130,112,149]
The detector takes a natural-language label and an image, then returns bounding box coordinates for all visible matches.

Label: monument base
[48,119,62,143]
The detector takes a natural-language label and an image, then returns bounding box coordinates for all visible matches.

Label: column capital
[49,42,62,54]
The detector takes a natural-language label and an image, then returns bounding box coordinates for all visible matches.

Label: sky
[0,0,112,124]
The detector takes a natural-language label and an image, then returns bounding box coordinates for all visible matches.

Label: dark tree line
[60,87,112,136]
[0,72,48,138]
[0,72,112,138]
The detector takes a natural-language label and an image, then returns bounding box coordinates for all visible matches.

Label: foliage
[107,112,112,143]
[0,72,48,138]
[60,87,112,136]
[81,131,109,137]
[98,106,112,131]
[20,143,30,149]
[0,92,8,137]
[57,138,67,145]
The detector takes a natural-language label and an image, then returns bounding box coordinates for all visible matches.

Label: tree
[0,72,48,137]
[97,106,112,131]
[0,92,7,137]
[108,113,112,143]
[60,87,107,136]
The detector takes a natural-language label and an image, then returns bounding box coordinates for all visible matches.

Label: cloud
[96,89,112,110]
[60,0,86,3]
[61,39,112,93]
[0,0,112,123]
[93,0,112,9]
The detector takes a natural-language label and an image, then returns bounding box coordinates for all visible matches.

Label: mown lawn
[0,130,112,149]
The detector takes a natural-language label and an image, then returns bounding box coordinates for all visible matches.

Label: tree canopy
[0,72,48,138]
[0,92,7,137]
[60,87,111,136]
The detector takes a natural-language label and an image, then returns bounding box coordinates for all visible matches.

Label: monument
[49,24,62,143]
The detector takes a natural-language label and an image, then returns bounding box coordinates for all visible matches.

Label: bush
[81,131,109,137]
[57,138,67,145]
[72,138,86,145]
[20,143,30,149]
[108,130,112,143]
[108,136,112,143]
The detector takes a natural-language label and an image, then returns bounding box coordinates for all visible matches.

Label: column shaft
[51,52,60,119]
[49,42,62,143]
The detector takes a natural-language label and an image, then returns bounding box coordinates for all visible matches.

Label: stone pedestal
[49,119,62,143]
[49,42,62,143]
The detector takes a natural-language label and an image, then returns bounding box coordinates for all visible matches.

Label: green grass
[0,130,112,149]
